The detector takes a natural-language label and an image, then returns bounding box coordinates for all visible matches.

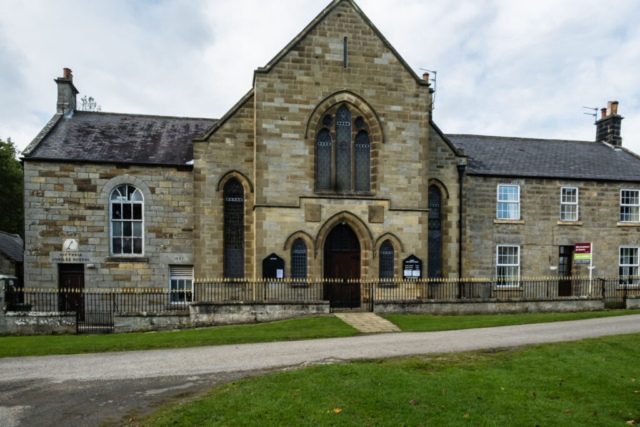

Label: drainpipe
[457,162,466,281]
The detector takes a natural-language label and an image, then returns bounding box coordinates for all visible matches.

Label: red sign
[575,243,591,254]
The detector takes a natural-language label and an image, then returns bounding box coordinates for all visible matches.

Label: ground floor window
[619,247,639,286]
[496,245,520,285]
[169,265,193,303]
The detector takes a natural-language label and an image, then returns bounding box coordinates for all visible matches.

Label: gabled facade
[21,0,640,294]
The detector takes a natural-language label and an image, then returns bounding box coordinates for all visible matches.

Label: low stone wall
[114,312,191,333]
[190,301,330,327]
[2,312,76,335]
[374,297,604,316]
[627,295,640,310]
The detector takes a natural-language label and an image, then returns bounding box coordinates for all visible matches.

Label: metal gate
[601,278,631,310]
[76,291,115,334]
[327,280,373,313]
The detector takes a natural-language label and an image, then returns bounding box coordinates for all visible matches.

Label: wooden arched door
[323,223,361,308]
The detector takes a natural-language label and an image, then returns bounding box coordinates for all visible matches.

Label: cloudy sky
[1,0,639,153]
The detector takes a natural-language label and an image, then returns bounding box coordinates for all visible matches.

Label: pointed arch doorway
[323,223,362,309]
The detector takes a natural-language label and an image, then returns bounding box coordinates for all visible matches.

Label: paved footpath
[1,315,640,426]
[334,312,401,333]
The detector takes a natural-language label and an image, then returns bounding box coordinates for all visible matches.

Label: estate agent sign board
[574,243,592,265]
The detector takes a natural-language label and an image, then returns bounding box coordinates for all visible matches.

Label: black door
[324,224,361,308]
[558,246,573,296]
[58,264,85,314]
[428,186,442,279]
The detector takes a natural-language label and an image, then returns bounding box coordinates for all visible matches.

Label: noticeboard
[403,255,423,280]
[262,253,285,279]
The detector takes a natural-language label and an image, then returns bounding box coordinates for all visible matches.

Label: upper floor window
[110,185,143,255]
[497,185,520,220]
[620,190,640,223]
[496,245,519,285]
[560,187,578,221]
[291,239,307,280]
[316,104,371,194]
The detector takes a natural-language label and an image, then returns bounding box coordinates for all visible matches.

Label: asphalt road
[1,314,639,426]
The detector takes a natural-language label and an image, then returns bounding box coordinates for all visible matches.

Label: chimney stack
[55,68,79,116]
[596,100,623,147]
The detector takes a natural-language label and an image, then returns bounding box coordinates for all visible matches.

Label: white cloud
[1,0,639,152]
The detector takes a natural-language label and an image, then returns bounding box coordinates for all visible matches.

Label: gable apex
[253,0,429,87]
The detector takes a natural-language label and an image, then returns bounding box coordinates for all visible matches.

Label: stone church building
[21,0,640,293]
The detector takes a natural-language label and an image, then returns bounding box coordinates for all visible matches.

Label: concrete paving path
[1,314,640,426]
[334,312,401,333]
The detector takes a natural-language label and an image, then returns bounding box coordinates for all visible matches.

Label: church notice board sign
[263,253,285,279]
[403,255,422,280]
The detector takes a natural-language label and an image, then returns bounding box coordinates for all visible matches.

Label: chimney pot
[423,72,429,82]
[601,108,607,119]
[612,101,619,115]
[63,68,73,82]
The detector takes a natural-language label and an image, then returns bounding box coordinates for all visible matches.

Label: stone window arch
[110,185,144,255]
[223,178,244,278]
[379,240,394,281]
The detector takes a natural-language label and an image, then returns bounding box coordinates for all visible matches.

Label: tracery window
[110,185,143,255]
[223,179,244,278]
[315,104,371,193]
[291,238,308,280]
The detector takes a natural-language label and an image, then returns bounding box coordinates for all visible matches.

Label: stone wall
[627,295,640,310]
[0,254,16,277]
[23,161,194,289]
[374,297,604,316]
[114,312,190,333]
[3,312,76,335]
[190,301,330,327]
[462,176,640,278]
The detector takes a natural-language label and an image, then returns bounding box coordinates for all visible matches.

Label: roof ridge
[0,230,21,238]
[74,110,218,122]
[446,134,594,144]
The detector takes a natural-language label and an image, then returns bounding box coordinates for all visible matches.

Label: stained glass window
[355,131,371,192]
[336,105,352,192]
[316,129,332,191]
[379,240,394,280]
[291,239,307,280]
[110,185,143,255]
[224,179,244,279]
[428,186,442,279]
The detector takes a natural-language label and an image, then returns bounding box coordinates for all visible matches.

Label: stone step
[334,312,401,334]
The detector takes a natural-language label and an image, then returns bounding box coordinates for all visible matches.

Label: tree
[79,95,102,112]
[0,138,23,236]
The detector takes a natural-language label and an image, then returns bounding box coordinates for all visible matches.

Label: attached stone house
[20,0,640,296]
[0,231,23,282]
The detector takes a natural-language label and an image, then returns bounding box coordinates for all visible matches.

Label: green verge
[384,310,640,332]
[140,333,640,427]
[0,317,359,358]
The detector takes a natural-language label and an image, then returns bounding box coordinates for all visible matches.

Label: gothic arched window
[355,131,371,192]
[110,185,143,255]
[223,179,244,279]
[428,185,443,279]
[316,129,332,191]
[379,240,394,280]
[315,104,372,194]
[336,105,352,192]
[291,238,307,280]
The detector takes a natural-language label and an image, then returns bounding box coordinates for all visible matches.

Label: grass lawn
[385,309,640,332]
[140,333,640,426]
[0,317,359,358]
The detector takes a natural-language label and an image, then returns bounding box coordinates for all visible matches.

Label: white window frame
[497,185,520,220]
[109,185,145,256]
[496,245,520,287]
[620,189,640,223]
[560,187,579,222]
[169,265,194,304]
[619,247,639,287]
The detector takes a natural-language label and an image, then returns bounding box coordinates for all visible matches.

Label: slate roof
[25,111,217,166]
[448,134,640,182]
[0,232,23,263]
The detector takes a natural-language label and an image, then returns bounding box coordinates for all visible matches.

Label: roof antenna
[583,106,597,123]
[420,68,437,112]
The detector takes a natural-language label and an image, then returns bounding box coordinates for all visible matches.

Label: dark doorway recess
[323,223,363,310]
[558,246,574,297]
[58,264,84,313]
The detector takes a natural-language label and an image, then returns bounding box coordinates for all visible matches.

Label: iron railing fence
[4,276,636,313]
